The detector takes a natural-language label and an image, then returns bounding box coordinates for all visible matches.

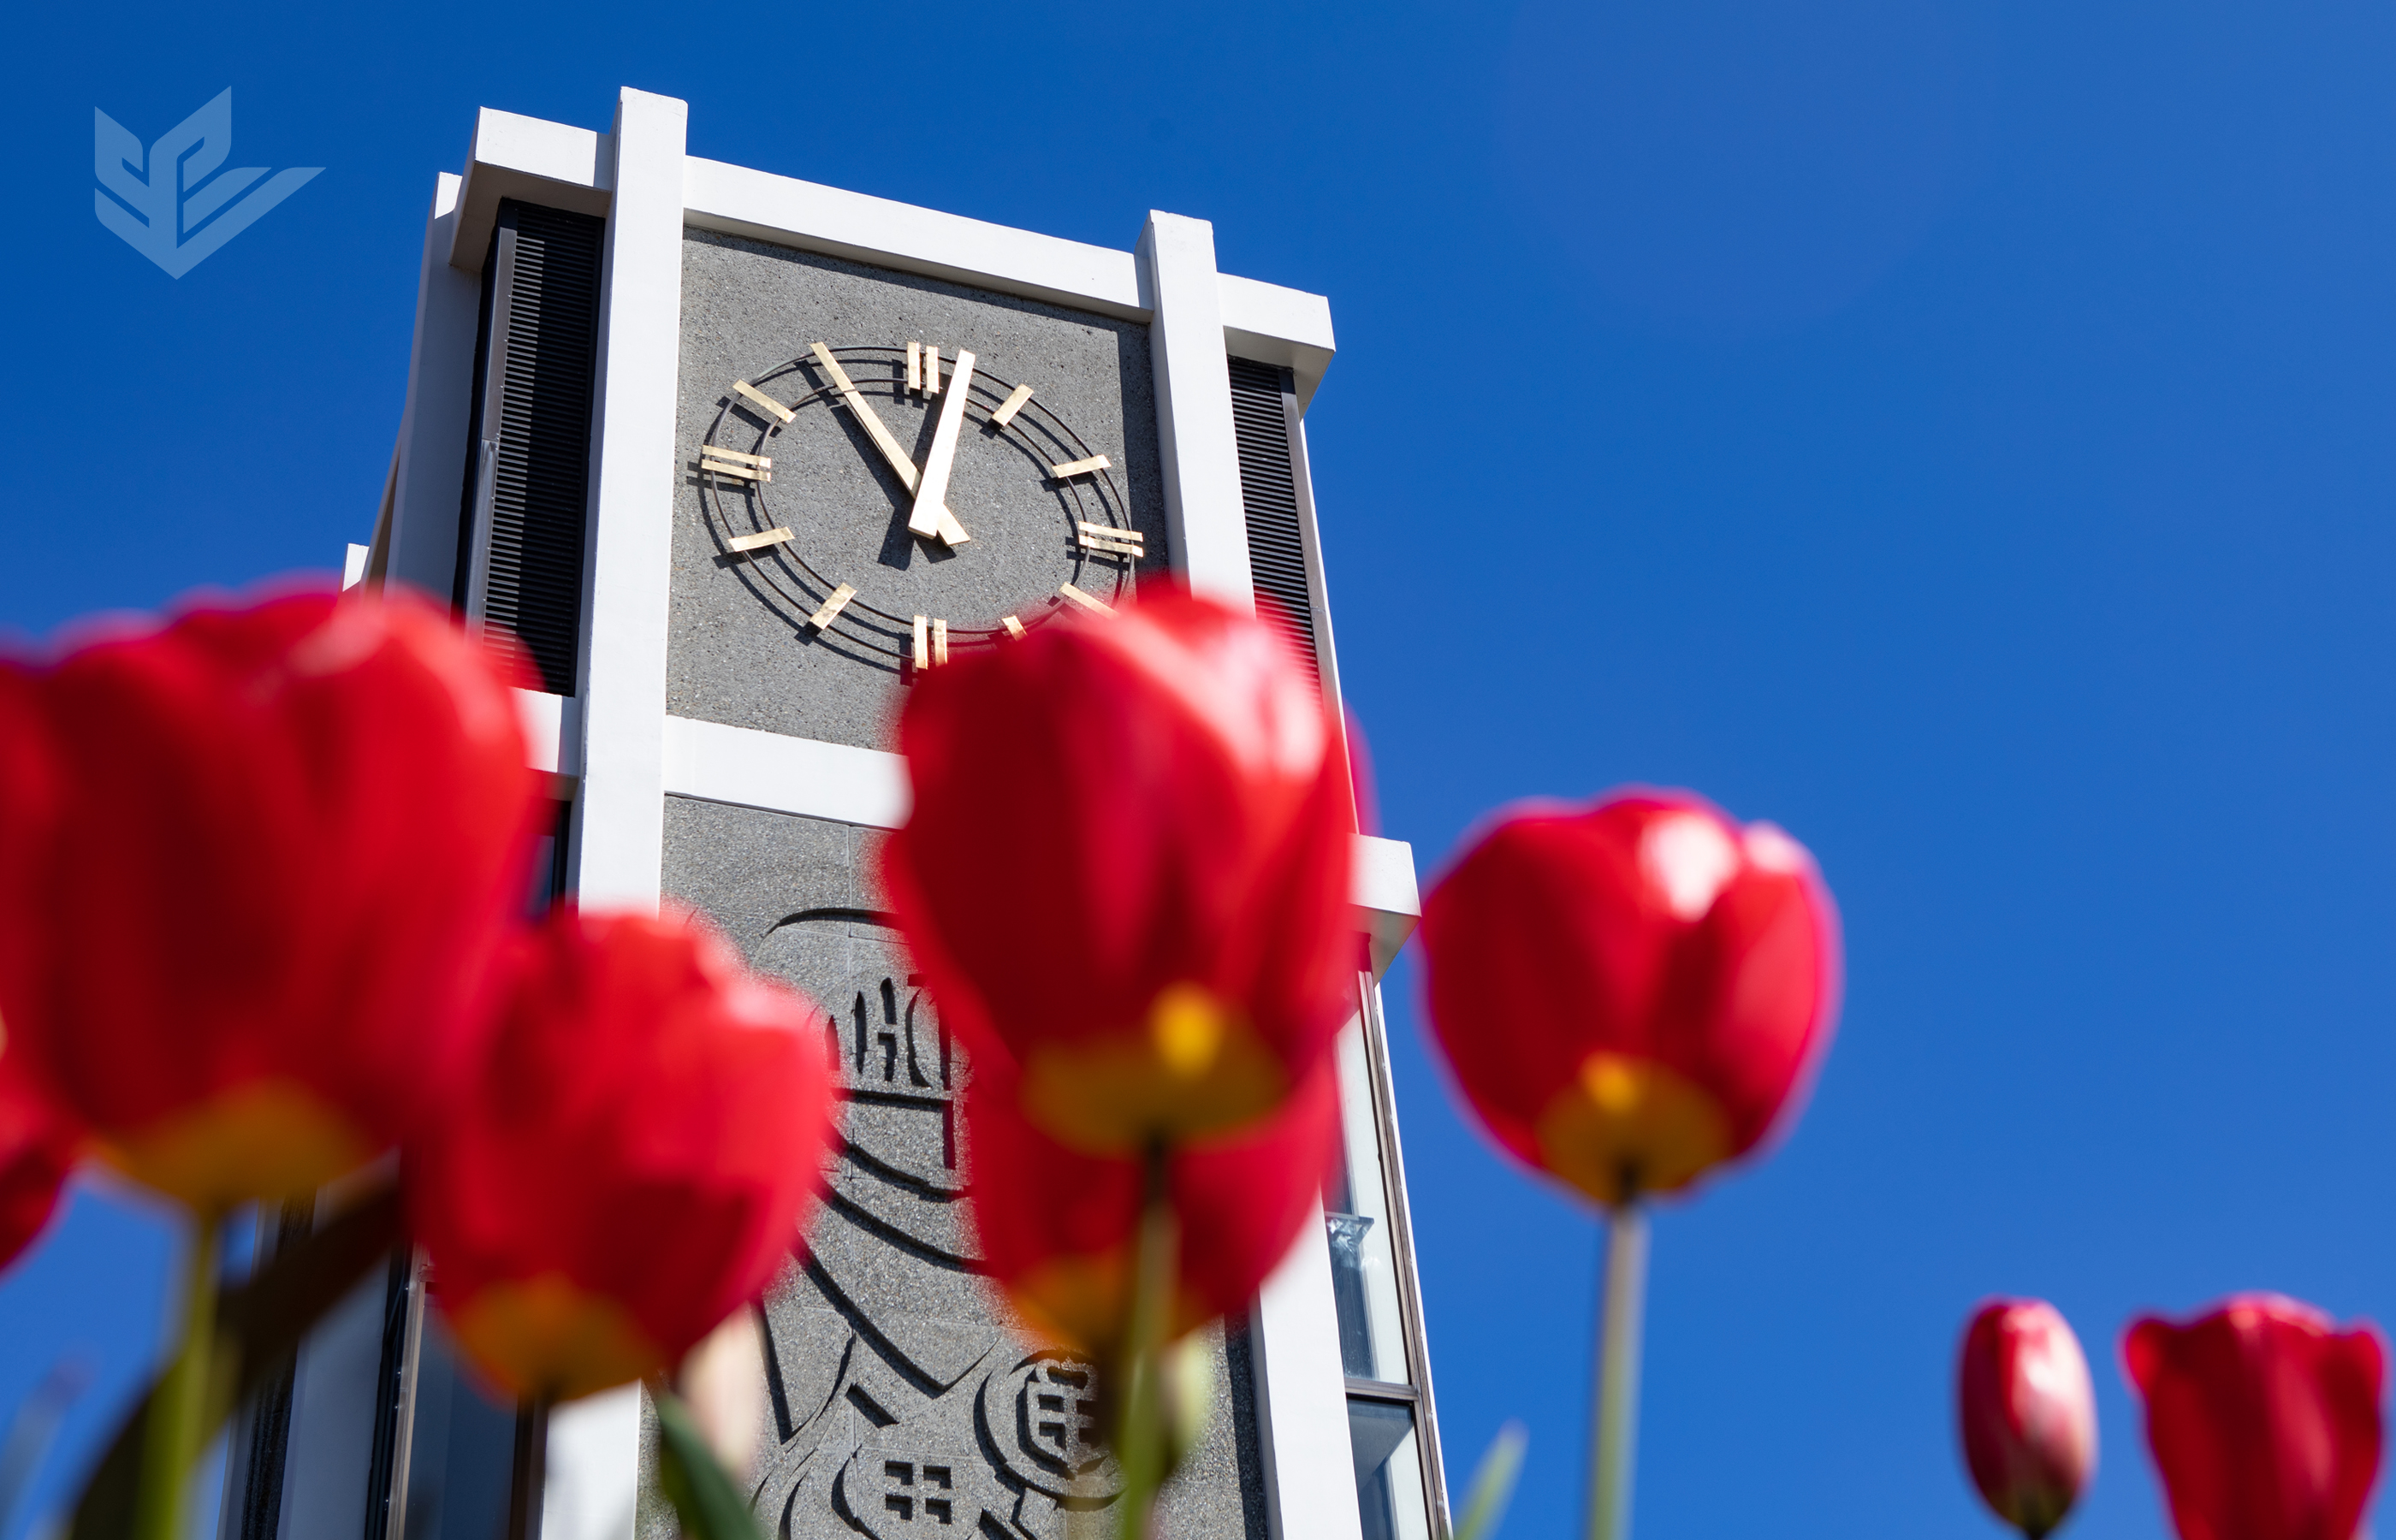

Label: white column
[1251,1199,1368,1540]
[384,172,478,602]
[1136,211,1254,613]
[544,86,687,1540]
[567,86,686,914]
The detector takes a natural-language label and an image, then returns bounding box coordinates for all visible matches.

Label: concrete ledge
[1219,272,1337,410]
[513,689,582,779]
[1354,833,1421,979]
[449,108,613,273]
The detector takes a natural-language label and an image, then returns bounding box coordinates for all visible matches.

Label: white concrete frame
[382,86,1384,1540]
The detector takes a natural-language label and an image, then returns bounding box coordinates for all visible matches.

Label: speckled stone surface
[667,231,1169,752]
[655,797,1269,1540]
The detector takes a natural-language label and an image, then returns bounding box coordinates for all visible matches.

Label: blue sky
[3,2,2393,1537]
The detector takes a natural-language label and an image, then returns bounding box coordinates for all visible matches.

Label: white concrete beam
[660,715,908,830]
[566,88,685,918]
[1138,212,1254,613]
[383,174,477,604]
[684,157,1144,321]
[1251,1199,1369,1540]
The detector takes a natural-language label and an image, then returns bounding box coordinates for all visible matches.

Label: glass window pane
[401,1314,519,1540]
[1326,1014,1411,1384]
[1347,1400,1431,1540]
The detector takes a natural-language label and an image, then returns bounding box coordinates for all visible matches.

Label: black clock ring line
[698,369,1127,654]
[721,345,1136,574]
[697,346,1136,644]
[695,346,1136,650]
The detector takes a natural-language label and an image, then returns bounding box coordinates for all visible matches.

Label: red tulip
[0,589,542,1208]
[408,907,837,1401]
[1959,1299,2098,1537]
[965,1046,1340,1355]
[0,1054,79,1272]
[1418,790,1840,1206]
[881,591,1354,1153]
[2123,1294,2384,1540]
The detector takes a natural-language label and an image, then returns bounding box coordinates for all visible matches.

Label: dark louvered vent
[455,199,603,696]
[1228,357,1320,676]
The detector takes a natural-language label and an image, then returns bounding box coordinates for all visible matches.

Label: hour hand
[808,342,970,544]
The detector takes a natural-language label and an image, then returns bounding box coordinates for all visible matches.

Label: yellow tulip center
[1019,985,1284,1153]
[449,1274,666,1402]
[1532,1051,1733,1207]
[102,1080,377,1210]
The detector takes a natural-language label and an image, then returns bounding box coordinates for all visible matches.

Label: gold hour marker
[805,583,857,630]
[703,446,771,467]
[698,453,769,482]
[1059,583,1116,617]
[912,614,930,670]
[988,382,1035,429]
[1078,522,1143,557]
[1001,615,1027,639]
[907,341,922,394]
[934,507,971,546]
[932,619,949,666]
[925,346,942,396]
[733,380,794,423]
[1049,453,1112,479]
[726,527,792,552]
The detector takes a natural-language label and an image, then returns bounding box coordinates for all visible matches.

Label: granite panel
[659,797,1264,1540]
[669,231,1169,752]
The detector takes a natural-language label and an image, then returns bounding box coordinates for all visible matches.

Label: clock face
[694,344,1141,672]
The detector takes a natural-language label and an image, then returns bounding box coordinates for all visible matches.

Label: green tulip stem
[1115,1143,1178,1540]
[1586,1201,1648,1540]
[133,1214,221,1540]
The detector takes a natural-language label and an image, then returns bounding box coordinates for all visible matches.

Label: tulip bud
[882,591,1354,1152]
[1418,791,1840,1206]
[408,907,837,1401]
[0,589,543,1208]
[2123,1294,2384,1540]
[1958,1300,2097,1537]
[0,1054,78,1273]
[965,1048,1339,1358]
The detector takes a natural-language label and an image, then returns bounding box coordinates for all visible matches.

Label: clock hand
[909,349,976,540]
[807,343,971,546]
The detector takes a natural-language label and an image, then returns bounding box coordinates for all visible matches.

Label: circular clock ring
[697,346,1139,666]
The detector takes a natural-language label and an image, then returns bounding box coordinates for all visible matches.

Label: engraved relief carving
[746,905,1119,1540]
[661,804,1254,1540]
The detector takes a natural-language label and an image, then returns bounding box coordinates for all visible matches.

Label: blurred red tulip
[1959,1299,2097,1537]
[882,591,1354,1153]
[409,907,837,1401]
[1417,790,1840,1206]
[2123,1294,2384,1540]
[0,589,543,1209]
[0,1055,79,1272]
[966,1046,1340,1355]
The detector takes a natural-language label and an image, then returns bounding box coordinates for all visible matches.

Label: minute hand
[807,343,970,545]
[908,348,975,540]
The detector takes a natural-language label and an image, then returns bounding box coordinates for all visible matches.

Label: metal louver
[1228,356,1320,677]
[456,198,603,696]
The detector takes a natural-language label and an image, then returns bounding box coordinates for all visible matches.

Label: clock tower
[249,86,1439,1540]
